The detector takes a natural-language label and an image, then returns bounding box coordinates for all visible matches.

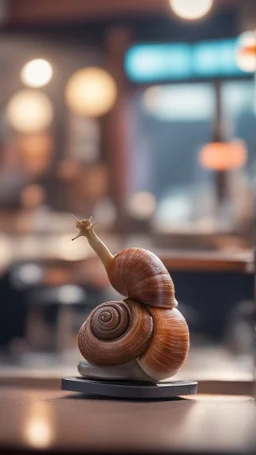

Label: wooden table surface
[158,249,253,273]
[0,386,255,454]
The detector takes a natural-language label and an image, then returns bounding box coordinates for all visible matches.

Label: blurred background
[0,0,255,391]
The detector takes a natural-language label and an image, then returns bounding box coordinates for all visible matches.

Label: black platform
[61,377,198,400]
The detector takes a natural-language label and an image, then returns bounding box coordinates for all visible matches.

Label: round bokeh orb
[6,90,54,133]
[65,67,117,117]
[21,59,53,88]
[127,192,156,220]
[170,0,213,20]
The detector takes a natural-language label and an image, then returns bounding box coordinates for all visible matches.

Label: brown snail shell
[73,218,190,382]
[78,299,153,366]
[108,248,176,309]
[138,307,189,380]
[78,299,189,382]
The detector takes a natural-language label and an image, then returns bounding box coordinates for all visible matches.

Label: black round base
[61,377,198,400]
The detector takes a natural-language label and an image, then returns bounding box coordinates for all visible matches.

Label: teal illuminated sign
[125,38,249,82]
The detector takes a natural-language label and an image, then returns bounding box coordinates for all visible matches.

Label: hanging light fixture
[170,0,214,21]
[199,82,248,208]
[199,140,248,171]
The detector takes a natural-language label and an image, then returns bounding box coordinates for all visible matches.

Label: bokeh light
[236,31,256,73]
[170,0,213,20]
[65,67,117,117]
[199,140,248,170]
[19,134,53,174]
[21,59,53,88]
[143,83,214,120]
[6,90,53,133]
[24,403,53,450]
[21,184,45,209]
[24,417,52,449]
[57,159,81,181]
[127,192,156,220]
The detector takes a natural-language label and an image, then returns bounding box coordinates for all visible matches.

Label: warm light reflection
[21,59,53,88]
[24,404,53,449]
[127,192,156,220]
[236,31,256,72]
[6,90,53,133]
[25,418,52,448]
[199,140,248,170]
[65,67,117,117]
[170,0,213,20]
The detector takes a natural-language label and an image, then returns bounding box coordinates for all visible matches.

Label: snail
[72,216,189,383]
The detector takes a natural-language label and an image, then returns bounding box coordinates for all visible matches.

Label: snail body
[72,217,189,382]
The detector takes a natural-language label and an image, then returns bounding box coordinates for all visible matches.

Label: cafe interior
[0,0,255,454]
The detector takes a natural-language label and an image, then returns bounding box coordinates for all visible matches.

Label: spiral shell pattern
[78,299,153,366]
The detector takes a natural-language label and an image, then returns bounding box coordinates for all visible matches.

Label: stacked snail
[72,216,189,383]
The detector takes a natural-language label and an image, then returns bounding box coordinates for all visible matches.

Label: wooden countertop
[158,249,253,273]
[0,386,255,454]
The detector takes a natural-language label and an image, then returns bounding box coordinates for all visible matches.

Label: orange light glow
[199,140,247,171]
[19,134,53,174]
[236,30,256,72]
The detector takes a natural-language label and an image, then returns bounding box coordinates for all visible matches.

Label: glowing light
[6,90,53,133]
[170,0,213,20]
[125,39,242,83]
[125,43,191,82]
[143,83,214,120]
[127,192,156,220]
[236,31,256,73]
[65,67,117,117]
[199,140,248,170]
[24,417,52,449]
[21,59,53,88]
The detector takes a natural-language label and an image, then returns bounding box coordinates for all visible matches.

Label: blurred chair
[25,284,89,354]
[1,259,105,362]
